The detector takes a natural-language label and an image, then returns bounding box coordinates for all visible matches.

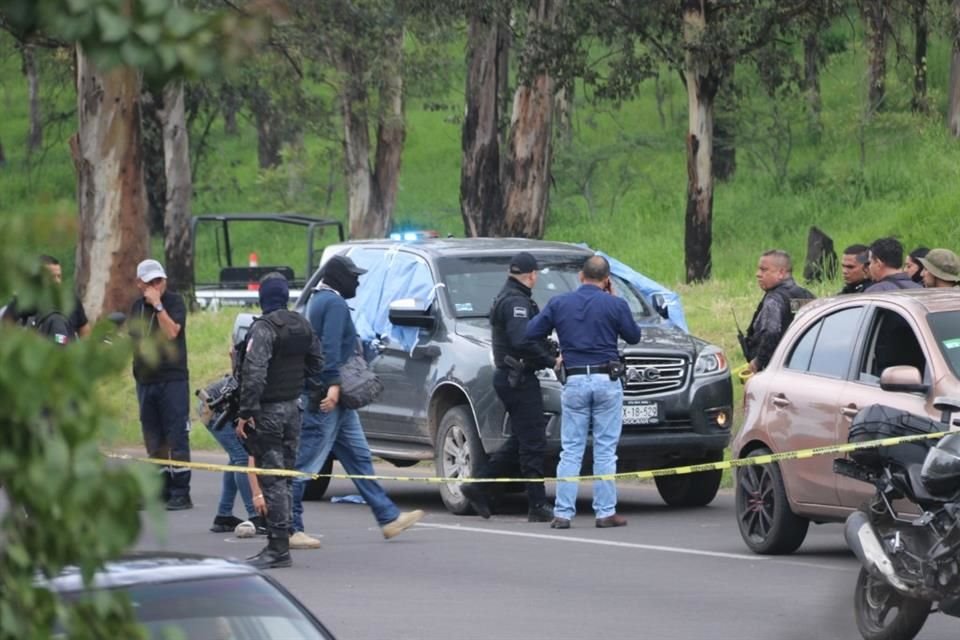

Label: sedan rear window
[928,310,960,378]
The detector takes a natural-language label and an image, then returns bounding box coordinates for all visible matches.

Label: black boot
[527,503,553,523]
[210,515,243,533]
[461,483,491,519]
[246,536,292,570]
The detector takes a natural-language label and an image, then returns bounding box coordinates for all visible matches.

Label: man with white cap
[131,259,192,510]
[918,249,960,289]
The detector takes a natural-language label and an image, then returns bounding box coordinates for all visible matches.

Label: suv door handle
[771,394,790,408]
[841,406,859,419]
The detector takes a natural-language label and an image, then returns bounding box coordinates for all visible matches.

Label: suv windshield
[438,254,653,320]
[928,310,960,378]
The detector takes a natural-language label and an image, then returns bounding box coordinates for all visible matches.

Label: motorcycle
[834,397,960,640]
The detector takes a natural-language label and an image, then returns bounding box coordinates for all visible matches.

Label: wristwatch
[154,302,164,313]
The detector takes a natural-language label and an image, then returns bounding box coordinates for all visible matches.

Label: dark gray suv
[294,238,733,514]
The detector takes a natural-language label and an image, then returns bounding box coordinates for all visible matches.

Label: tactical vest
[489,281,541,370]
[258,309,314,403]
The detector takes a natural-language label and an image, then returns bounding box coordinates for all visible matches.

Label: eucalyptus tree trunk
[804,31,822,135]
[71,49,149,320]
[461,7,504,237]
[337,28,405,239]
[21,44,42,153]
[913,0,928,113]
[683,0,720,283]
[158,81,194,296]
[950,0,960,136]
[863,0,887,114]
[500,0,560,239]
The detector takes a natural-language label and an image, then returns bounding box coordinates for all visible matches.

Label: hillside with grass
[2,22,960,448]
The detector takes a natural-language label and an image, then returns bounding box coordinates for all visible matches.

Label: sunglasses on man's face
[146,277,164,286]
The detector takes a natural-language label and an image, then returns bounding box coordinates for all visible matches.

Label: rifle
[732,307,751,363]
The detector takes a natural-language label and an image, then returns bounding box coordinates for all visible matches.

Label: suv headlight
[536,367,558,382]
[694,348,728,377]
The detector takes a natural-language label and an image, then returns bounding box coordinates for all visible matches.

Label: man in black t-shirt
[131,259,192,510]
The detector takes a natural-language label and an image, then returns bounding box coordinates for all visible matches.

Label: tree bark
[254,94,283,169]
[461,7,504,237]
[950,0,960,136]
[371,28,405,239]
[863,0,887,114]
[336,27,406,239]
[158,81,194,296]
[683,0,720,283]
[21,44,42,153]
[913,0,928,113]
[71,48,149,320]
[804,31,822,135]
[140,88,167,234]
[500,0,560,239]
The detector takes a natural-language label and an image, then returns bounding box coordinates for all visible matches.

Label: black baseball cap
[509,252,539,274]
[322,254,367,276]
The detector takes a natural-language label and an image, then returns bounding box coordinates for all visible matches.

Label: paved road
[137,459,959,640]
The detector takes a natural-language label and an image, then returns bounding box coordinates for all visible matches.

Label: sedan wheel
[735,447,809,555]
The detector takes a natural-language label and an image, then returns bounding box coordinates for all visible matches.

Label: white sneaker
[381,510,425,540]
[289,531,322,549]
[234,521,256,539]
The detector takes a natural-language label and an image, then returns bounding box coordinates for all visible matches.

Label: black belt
[565,364,610,376]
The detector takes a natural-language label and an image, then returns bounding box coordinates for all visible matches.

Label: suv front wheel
[436,405,486,515]
[653,451,724,507]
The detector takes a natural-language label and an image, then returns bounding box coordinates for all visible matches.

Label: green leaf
[134,22,162,44]
[164,7,206,39]
[120,39,156,68]
[65,0,93,13]
[140,0,169,18]
[95,6,131,43]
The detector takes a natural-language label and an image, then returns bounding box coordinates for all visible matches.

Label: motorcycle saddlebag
[848,404,943,468]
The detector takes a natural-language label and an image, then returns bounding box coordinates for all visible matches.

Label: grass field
[3,22,960,468]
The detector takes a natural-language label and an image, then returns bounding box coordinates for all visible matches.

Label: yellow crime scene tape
[103,430,949,484]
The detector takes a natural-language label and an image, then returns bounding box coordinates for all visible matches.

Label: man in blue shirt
[289,255,424,549]
[525,255,642,529]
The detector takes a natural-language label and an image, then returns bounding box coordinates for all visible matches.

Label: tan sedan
[733,290,960,554]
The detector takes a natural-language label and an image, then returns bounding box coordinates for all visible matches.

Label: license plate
[623,402,659,425]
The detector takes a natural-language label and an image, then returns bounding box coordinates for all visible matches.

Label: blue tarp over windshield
[347,243,689,353]
[584,247,689,333]
[349,247,435,352]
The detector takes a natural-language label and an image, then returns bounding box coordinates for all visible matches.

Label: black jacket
[490,277,556,371]
[746,277,815,371]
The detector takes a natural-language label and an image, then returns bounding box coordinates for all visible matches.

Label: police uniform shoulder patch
[513,306,528,318]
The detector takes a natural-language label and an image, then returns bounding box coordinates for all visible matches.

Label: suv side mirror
[388,298,435,329]
[879,365,929,394]
[651,293,669,320]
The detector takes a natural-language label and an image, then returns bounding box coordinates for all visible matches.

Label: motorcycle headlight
[694,349,728,377]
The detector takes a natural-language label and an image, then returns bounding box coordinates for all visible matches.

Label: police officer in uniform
[461,252,557,522]
[235,273,324,569]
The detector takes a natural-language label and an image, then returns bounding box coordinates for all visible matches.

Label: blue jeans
[292,395,401,531]
[554,373,623,519]
[206,417,257,519]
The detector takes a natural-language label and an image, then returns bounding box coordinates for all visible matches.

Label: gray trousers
[253,400,301,539]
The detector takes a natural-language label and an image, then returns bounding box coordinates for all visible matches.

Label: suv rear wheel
[654,451,723,507]
[735,447,809,554]
[301,455,334,502]
[435,405,485,515]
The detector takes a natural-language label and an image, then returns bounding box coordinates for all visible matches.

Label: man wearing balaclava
[236,272,324,569]
[289,255,424,550]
